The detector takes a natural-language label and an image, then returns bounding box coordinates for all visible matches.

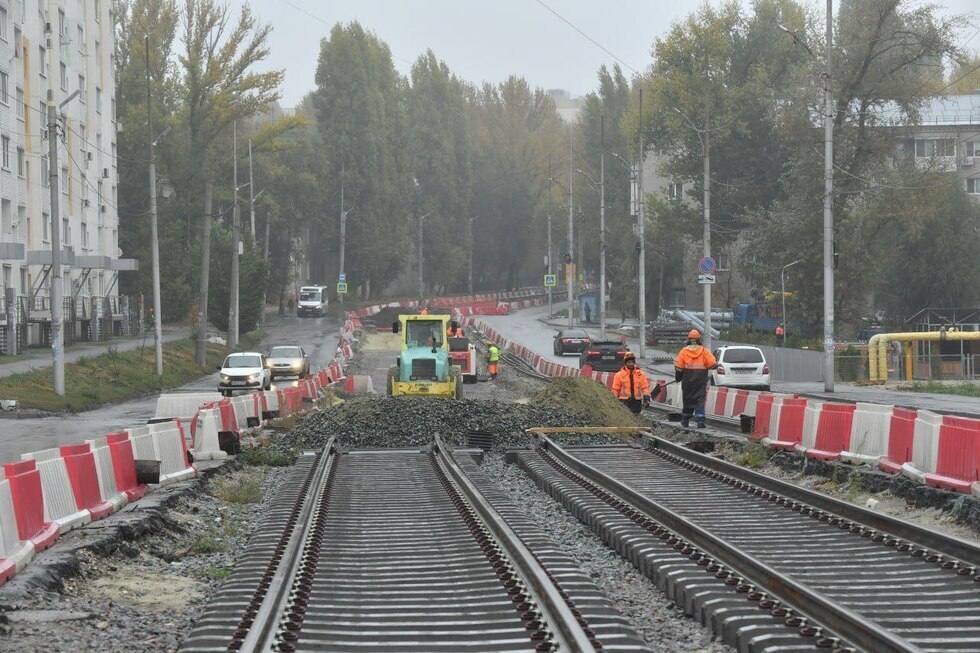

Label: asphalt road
[0,312,341,462]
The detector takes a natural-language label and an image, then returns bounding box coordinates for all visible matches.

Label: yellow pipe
[868,330,980,382]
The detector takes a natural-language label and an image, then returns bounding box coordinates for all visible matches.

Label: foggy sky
[246,0,980,108]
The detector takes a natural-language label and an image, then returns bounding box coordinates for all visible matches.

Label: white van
[297,285,329,317]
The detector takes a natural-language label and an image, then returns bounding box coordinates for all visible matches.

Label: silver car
[267,346,310,379]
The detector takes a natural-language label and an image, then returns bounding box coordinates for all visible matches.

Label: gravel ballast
[479,452,731,652]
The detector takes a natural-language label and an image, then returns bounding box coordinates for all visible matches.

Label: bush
[241,446,297,467]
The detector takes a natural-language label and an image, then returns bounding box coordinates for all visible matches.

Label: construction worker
[775,322,785,347]
[674,329,717,428]
[487,342,500,379]
[447,321,463,338]
[611,352,652,415]
[419,306,429,315]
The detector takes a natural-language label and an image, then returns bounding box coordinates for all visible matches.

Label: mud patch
[88,568,203,611]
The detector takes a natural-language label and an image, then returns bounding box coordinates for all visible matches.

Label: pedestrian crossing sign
[544,274,557,288]
[337,282,348,294]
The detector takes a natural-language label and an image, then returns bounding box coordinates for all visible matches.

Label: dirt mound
[531,377,640,427]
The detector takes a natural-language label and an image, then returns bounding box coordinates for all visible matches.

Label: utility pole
[468,216,479,295]
[47,97,64,396]
[702,110,712,352]
[567,133,575,329]
[146,37,163,376]
[823,0,835,392]
[782,259,802,340]
[229,122,239,348]
[547,154,553,319]
[417,213,427,305]
[263,218,270,260]
[599,115,606,339]
[196,183,213,366]
[637,89,646,358]
[248,139,256,236]
[338,162,346,303]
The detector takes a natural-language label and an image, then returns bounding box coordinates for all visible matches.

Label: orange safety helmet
[623,351,636,363]
[687,329,701,340]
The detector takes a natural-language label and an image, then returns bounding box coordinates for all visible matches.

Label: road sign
[338,273,346,282]
[337,282,348,294]
[698,274,716,285]
[544,274,557,288]
[697,256,717,275]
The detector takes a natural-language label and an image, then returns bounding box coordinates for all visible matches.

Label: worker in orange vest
[446,321,464,338]
[611,352,652,415]
[419,307,429,315]
[674,330,717,428]
[775,323,785,346]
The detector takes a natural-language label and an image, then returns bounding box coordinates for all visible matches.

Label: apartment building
[0,0,119,301]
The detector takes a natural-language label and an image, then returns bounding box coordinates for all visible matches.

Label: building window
[96,87,102,114]
[81,174,88,200]
[1,136,9,170]
[914,138,955,158]
[78,74,85,101]
[42,211,49,241]
[16,147,23,177]
[668,182,683,201]
[62,218,69,244]
[81,222,88,249]
[95,41,101,76]
[38,46,46,77]
[95,0,102,22]
[60,62,68,90]
[968,142,980,158]
[968,178,980,195]
[0,7,7,42]
[0,72,8,105]
[41,156,49,187]
[77,25,84,52]
[58,9,66,39]
[61,165,68,195]
[15,87,23,120]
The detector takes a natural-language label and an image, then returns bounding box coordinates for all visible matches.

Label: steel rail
[639,433,980,569]
[433,435,596,652]
[537,435,923,653]
[240,438,336,652]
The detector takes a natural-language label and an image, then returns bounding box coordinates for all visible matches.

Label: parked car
[579,340,630,372]
[709,346,770,391]
[267,345,310,379]
[218,352,272,396]
[553,329,591,356]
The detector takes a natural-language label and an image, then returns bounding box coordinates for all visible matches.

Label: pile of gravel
[285,396,601,451]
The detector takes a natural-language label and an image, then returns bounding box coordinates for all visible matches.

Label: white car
[218,352,272,396]
[710,346,770,391]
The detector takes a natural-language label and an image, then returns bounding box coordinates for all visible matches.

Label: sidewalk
[0,328,187,379]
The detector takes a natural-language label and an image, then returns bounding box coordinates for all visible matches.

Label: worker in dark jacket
[611,352,651,415]
[674,329,717,428]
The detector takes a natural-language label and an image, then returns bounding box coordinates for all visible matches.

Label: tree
[947,53,980,95]
[313,22,410,297]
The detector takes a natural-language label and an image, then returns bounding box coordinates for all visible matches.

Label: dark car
[579,340,630,372]
[553,329,591,356]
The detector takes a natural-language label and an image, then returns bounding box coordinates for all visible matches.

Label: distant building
[0,0,120,300]
[547,89,584,124]
[887,92,980,202]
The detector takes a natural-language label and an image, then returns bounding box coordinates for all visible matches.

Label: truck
[297,285,329,317]
[387,314,462,399]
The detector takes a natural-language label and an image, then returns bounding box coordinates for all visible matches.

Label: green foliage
[214,474,263,504]
[896,382,980,397]
[206,224,270,334]
[241,447,297,467]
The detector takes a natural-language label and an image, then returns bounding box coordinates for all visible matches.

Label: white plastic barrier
[230,395,251,431]
[724,391,737,418]
[20,449,91,533]
[154,392,222,422]
[901,410,943,483]
[152,425,196,485]
[85,436,129,512]
[743,392,759,417]
[192,408,228,461]
[262,390,280,416]
[767,395,790,440]
[0,475,34,580]
[666,383,682,408]
[799,400,824,451]
[841,403,894,465]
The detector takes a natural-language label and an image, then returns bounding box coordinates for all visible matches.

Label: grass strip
[0,330,263,413]
[894,381,980,397]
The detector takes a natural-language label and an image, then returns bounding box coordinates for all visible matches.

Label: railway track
[182,438,652,652]
[520,435,980,653]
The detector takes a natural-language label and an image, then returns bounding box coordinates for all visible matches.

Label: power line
[532,0,637,74]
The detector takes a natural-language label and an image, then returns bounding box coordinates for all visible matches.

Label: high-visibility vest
[488,345,500,362]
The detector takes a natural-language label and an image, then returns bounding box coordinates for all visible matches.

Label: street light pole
[567,134,575,329]
[637,89,647,358]
[339,162,346,303]
[229,122,239,349]
[823,0,836,391]
[468,215,479,295]
[599,115,606,339]
[417,212,431,305]
[781,259,802,340]
[146,37,163,377]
